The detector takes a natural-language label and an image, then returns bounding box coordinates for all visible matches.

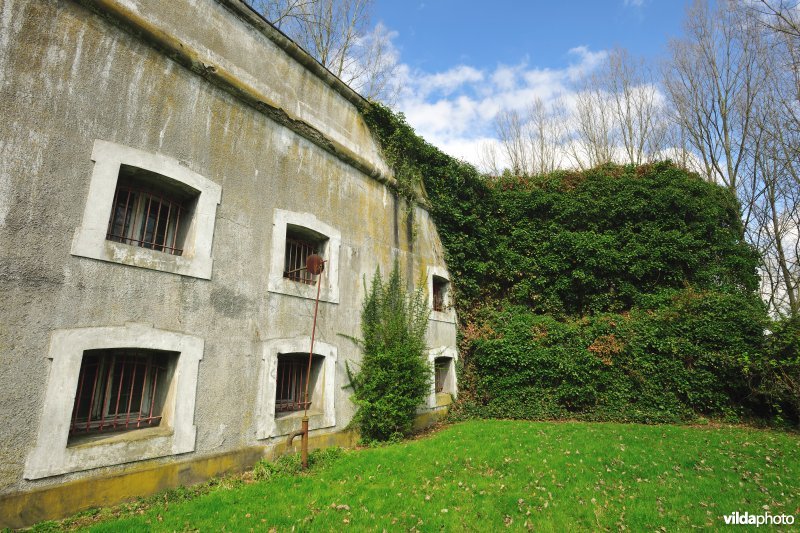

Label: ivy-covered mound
[366,102,799,425]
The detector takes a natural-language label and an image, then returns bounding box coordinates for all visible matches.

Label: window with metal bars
[283,226,326,285]
[275,354,322,414]
[434,357,450,393]
[432,276,449,312]
[69,348,176,440]
[106,166,197,256]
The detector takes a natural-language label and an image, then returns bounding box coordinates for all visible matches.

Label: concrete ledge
[412,406,449,432]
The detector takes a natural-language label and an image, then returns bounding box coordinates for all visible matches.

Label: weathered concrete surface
[0,429,359,530]
[0,0,457,522]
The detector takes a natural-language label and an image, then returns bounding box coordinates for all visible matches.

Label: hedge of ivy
[364,103,797,425]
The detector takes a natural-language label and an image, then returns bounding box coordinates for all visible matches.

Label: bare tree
[661,0,800,316]
[526,97,566,174]
[601,48,667,166]
[568,75,617,170]
[662,0,765,192]
[250,0,400,102]
[661,120,704,173]
[743,1,800,317]
[485,98,566,176]
[478,142,502,177]
[749,0,800,39]
[748,130,800,316]
[742,1,800,189]
[493,109,530,175]
[249,0,316,28]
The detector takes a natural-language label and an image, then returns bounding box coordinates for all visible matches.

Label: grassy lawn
[40,420,800,531]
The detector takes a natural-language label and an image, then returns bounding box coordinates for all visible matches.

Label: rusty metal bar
[283,238,317,285]
[124,358,138,429]
[433,282,445,312]
[137,356,152,428]
[111,355,126,429]
[275,357,311,412]
[106,185,185,255]
[281,253,326,470]
[97,357,115,431]
[83,358,100,433]
[148,364,159,426]
[71,358,88,430]
[69,350,167,436]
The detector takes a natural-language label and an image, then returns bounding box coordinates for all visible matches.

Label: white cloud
[414,65,485,97]
[624,0,645,7]
[392,43,609,168]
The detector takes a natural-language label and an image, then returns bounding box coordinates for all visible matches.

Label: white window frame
[256,337,337,439]
[71,140,222,279]
[427,346,458,408]
[267,209,341,304]
[427,266,456,323]
[24,323,203,480]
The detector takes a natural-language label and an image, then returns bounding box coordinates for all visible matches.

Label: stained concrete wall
[0,0,456,520]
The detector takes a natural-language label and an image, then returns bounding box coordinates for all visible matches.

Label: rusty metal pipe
[285,416,309,469]
[285,254,325,470]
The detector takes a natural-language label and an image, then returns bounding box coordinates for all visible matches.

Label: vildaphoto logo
[723,511,795,527]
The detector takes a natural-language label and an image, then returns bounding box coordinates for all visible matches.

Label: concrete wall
[0,0,457,524]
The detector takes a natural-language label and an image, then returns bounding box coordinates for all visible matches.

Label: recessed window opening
[106,165,199,256]
[275,353,323,415]
[432,276,449,312]
[283,225,327,285]
[434,357,450,393]
[69,348,177,441]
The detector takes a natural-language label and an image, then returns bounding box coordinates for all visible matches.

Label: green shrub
[752,317,800,424]
[253,447,344,481]
[346,261,431,442]
[461,289,768,423]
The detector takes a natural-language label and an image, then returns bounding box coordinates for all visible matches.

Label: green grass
[39,421,800,531]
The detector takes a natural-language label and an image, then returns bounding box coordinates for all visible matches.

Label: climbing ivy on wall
[364,102,794,425]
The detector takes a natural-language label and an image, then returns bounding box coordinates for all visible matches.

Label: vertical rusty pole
[299,416,309,469]
[301,254,325,469]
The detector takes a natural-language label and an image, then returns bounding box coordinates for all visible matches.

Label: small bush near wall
[346,262,431,442]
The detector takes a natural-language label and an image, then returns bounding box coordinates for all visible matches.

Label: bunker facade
[0,0,458,526]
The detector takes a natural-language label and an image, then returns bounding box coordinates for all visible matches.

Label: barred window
[106,165,198,256]
[434,357,450,393]
[69,348,177,440]
[432,276,449,312]
[283,225,327,285]
[275,354,323,414]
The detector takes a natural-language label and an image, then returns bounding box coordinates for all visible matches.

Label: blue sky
[369,0,692,166]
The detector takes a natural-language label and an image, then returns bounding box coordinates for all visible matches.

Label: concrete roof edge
[72,0,431,206]
[217,0,371,112]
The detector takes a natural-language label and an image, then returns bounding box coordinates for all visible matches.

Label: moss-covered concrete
[0,429,360,529]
